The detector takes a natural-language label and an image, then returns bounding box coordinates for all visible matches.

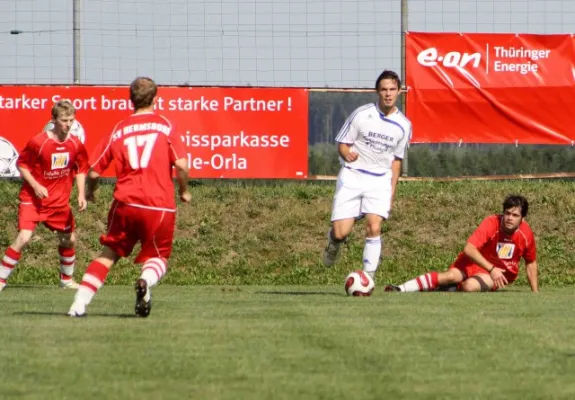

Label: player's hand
[78,196,87,211]
[490,267,508,289]
[180,191,192,203]
[344,151,359,163]
[33,184,49,199]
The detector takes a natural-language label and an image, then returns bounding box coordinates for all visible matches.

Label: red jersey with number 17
[17,132,89,208]
[453,214,537,277]
[90,112,186,211]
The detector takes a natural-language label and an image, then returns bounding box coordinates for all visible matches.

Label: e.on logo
[417,47,481,68]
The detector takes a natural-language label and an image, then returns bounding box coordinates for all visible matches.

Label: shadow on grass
[4,285,57,289]
[256,290,342,296]
[13,311,137,318]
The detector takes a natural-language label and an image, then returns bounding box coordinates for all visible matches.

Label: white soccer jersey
[335,103,411,175]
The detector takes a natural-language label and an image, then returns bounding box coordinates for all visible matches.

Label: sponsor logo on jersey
[51,152,70,169]
[496,242,515,259]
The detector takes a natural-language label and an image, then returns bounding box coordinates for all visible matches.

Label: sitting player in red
[0,100,88,292]
[385,194,538,293]
[68,76,191,317]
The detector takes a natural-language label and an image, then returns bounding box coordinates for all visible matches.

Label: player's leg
[46,205,79,289]
[460,274,494,292]
[460,268,517,292]
[385,268,465,292]
[324,218,355,266]
[0,230,34,291]
[55,231,79,289]
[361,213,384,280]
[132,210,176,317]
[358,174,391,280]
[323,168,362,266]
[0,204,39,291]
[68,201,133,317]
[68,246,119,317]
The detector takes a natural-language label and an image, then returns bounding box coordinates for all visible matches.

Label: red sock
[416,271,439,291]
[79,260,110,293]
[0,247,22,283]
[58,247,76,280]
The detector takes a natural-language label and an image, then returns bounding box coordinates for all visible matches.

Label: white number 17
[123,133,158,169]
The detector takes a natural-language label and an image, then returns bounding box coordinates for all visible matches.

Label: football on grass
[344,270,375,296]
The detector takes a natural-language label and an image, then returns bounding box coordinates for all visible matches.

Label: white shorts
[330,167,392,221]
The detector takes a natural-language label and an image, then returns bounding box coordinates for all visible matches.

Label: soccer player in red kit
[68,77,191,317]
[385,195,538,293]
[0,100,88,292]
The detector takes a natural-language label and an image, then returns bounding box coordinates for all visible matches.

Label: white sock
[74,286,96,305]
[140,258,167,287]
[58,247,76,280]
[362,236,381,278]
[399,272,439,292]
[399,280,420,292]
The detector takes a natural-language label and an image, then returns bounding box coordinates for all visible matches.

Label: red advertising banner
[0,86,308,178]
[406,32,575,144]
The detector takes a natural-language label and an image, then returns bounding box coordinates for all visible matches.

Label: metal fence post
[400,0,409,177]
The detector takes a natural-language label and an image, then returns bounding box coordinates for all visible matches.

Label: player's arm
[17,166,48,199]
[391,124,411,199]
[463,241,508,288]
[174,158,191,202]
[464,216,508,288]
[338,143,358,162]
[335,110,360,162]
[390,157,402,199]
[86,170,100,202]
[75,172,87,210]
[86,134,114,202]
[166,125,191,203]
[391,125,411,204]
[523,233,538,292]
[16,142,48,199]
[525,260,538,292]
[463,242,495,272]
[75,145,89,210]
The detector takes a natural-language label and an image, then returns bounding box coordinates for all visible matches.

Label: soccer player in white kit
[323,70,411,281]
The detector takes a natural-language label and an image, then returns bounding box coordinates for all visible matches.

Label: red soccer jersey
[17,132,89,208]
[453,214,537,276]
[90,112,186,211]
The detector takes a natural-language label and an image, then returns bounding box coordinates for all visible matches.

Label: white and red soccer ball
[344,270,375,296]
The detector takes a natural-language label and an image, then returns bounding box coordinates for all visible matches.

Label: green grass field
[2,285,575,400]
[1,179,575,399]
[1,178,575,287]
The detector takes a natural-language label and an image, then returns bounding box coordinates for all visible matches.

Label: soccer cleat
[384,284,401,292]
[322,240,341,267]
[134,279,152,318]
[67,301,86,317]
[437,284,458,292]
[59,279,80,290]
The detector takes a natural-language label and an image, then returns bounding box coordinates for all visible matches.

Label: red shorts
[449,262,517,289]
[18,203,75,233]
[100,201,176,263]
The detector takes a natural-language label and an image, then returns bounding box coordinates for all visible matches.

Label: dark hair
[130,77,157,110]
[503,195,529,217]
[375,70,401,91]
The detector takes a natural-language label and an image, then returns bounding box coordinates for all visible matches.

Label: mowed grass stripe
[1,286,575,399]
